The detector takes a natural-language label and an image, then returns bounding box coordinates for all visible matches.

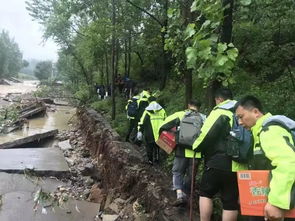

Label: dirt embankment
[77,108,197,221]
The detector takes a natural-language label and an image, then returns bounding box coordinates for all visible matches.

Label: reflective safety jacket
[159,110,206,158]
[138,101,166,143]
[251,113,295,210]
[192,100,247,172]
[140,90,150,99]
[137,96,149,122]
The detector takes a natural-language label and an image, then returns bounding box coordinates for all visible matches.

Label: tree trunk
[105,51,109,88]
[124,39,128,76]
[159,0,169,91]
[101,56,105,85]
[127,29,131,77]
[115,39,119,78]
[180,0,194,105]
[220,0,234,44]
[207,0,234,109]
[111,0,116,120]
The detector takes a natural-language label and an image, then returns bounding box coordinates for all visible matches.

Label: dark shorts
[199,167,239,210]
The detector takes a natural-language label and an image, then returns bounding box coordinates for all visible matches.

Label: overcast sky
[0,0,58,61]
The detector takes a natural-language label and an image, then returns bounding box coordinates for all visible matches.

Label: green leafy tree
[0,30,23,78]
[34,61,52,80]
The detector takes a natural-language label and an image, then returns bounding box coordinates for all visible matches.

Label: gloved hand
[137,131,143,141]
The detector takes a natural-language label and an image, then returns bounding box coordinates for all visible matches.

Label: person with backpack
[136,88,151,123]
[125,96,139,142]
[137,96,166,165]
[159,100,206,206]
[99,85,106,100]
[192,88,247,221]
[235,95,295,221]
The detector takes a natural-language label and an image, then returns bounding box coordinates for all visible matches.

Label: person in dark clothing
[192,88,247,221]
[99,85,106,100]
[136,89,151,123]
[125,96,140,142]
[137,96,166,164]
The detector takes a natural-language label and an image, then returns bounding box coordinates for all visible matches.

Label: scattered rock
[58,140,73,151]
[108,202,120,214]
[102,214,119,221]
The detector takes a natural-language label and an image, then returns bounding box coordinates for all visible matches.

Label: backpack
[127,100,138,118]
[218,100,253,163]
[262,115,295,150]
[177,111,203,147]
[226,114,254,163]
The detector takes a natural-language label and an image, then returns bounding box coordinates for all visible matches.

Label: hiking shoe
[172,197,187,207]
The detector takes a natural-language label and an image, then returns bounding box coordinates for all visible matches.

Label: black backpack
[127,100,138,118]
[177,111,203,147]
[218,101,253,163]
[226,114,254,163]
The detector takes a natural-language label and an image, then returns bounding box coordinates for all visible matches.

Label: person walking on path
[192,88,247,221]
[235,95,295,221]
[137,96,166,164]
[125,95,140,142]
[159,100,206,206]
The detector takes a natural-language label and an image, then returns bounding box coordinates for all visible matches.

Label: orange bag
[237,170,295,217]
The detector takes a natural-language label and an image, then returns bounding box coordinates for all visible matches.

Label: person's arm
[260,125,295,210]
[138,110,148,133]
[158,112,181,134]
[192,109,231,152]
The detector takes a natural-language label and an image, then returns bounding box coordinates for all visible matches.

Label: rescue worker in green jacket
[125,96,140,142]
[136,88,151,124]
[192,88,247,221]
[137,96,166,164]
[159,100,206,206]
[235,95,295,221]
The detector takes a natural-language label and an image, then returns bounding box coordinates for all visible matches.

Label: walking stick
[189,151,197,221]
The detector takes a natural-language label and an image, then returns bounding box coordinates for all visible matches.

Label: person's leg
[199,167,220,221]
[154,143,160,162]
[145,143,153,164]
[222,210,238,221]
[220,171,239,221]
[199,196,213,221]
[125,119,136,141]
[172,157,189,205]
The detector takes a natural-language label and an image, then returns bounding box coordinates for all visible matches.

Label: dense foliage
[25,0,295,117]
[0,30,24,79]
[34,61,53,81]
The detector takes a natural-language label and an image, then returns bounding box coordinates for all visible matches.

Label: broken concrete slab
[19,106,46,119]
[58,140,73,151]
[0,173,64,194]
[0,191,100,221]
[0,129,58,149]
[0,148,69,176]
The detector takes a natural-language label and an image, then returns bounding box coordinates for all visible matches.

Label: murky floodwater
[0,106,76,144]
[0,80,39,97]
[0,80,76,144]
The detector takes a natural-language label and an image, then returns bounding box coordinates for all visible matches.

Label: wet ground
[0,81,101,221]
[0,105,76,144]
[0,80,38,98]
